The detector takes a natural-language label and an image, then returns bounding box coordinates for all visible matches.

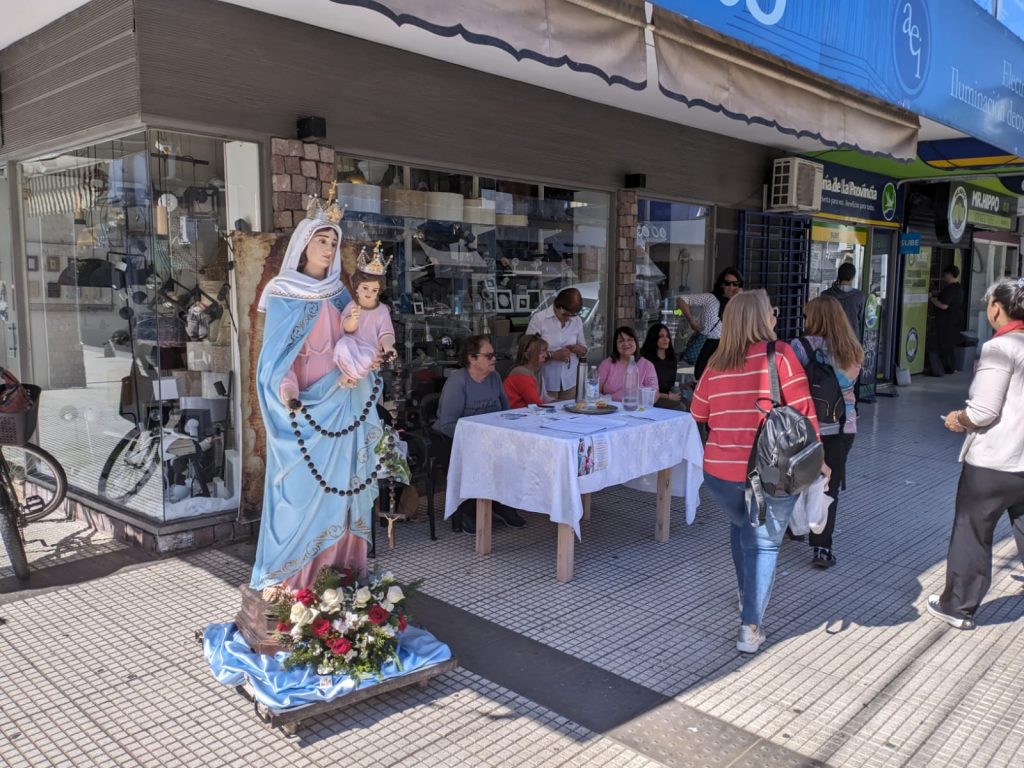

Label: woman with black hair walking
[676,268,744,380]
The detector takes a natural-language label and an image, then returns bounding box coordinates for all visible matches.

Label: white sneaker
[737,624,765,653]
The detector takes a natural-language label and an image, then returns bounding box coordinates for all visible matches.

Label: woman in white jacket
[929,277,1024,629]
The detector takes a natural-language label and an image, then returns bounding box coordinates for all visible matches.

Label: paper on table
[539,417,611,435]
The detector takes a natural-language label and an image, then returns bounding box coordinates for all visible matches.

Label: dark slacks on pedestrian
[937,322,959,374]
[693,338,719,381]
[809,432,855,551]
[940,462,1024,619]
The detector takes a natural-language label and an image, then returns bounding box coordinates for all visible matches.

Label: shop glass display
[635,199,710,338]
[333,155,610,396]
[18,131,247,522]
[808,221,867,300]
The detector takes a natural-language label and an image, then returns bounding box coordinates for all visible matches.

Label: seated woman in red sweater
[690,290,822,655]
[504,333,551,408]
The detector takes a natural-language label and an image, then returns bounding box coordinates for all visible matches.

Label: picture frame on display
[26,255,38,272]
[528,290,541,309]
[45,256,61,272]
[412,301,425,315]
[514,295,530,311]
[495,289,513,312]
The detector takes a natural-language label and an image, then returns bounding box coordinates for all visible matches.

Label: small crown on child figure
[357,241,392,276]
[305,180,346,225]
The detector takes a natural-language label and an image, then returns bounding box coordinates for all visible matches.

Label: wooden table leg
[581,493,592,521]
[655,467,672,543]
[557,523,575,583]
[476,498,492,555]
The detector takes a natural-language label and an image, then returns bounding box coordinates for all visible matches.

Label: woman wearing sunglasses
[676,268,744,380]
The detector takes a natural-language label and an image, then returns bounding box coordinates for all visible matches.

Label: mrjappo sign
[937,182,1015,244]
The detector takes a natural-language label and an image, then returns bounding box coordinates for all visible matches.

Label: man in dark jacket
[929,265,965,374]
[822,262,865,341]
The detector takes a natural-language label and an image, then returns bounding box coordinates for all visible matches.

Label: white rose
[385,585,404,605]
[321,589,343,614]
[354,587,372,607]
[289,602,318,626]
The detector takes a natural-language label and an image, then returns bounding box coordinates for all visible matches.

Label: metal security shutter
[738,212,809,340]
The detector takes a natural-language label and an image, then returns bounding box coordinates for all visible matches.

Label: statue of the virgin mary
[249,192,383,591]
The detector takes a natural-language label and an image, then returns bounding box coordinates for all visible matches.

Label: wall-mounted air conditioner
[765,157,823,212]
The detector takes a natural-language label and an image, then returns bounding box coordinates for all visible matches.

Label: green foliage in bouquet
[269,567,423,681]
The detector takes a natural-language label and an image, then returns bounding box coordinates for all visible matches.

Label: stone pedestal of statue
[235,585,288,656]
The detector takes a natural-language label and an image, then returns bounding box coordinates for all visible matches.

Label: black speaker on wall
[624,173,647,189]
[297,116,327,142]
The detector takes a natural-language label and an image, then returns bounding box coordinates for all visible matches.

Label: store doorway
[969,238,1018,345]
[0,167,21,375]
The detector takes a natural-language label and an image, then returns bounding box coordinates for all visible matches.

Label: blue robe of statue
[249,240,382,590]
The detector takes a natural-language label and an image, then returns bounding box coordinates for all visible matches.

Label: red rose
[331,637,352,655]
[294,589,317,607]
[367,604,389,625]
[275,621,291,633]
[398,614,408,632]
[340,567,357,587]
[311,617,331,637]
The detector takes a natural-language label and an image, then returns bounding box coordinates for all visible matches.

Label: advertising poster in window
[899,237,930,375]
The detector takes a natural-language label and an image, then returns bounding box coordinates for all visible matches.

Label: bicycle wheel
[98,428,159,503]
[0,443,69,523]
[0,480,30,581]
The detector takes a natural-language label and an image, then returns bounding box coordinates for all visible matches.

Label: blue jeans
[703,473,799,627]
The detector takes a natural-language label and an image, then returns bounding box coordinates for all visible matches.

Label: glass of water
[585,375,600,406]
[639,386,656,411]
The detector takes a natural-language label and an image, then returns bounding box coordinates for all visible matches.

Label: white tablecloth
[444,405,704,537]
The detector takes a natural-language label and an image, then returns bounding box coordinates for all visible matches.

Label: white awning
[327,0,648,88]
[651,8,920,160]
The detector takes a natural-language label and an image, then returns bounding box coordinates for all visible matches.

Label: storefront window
[333,155,610,391]
[19,131,250,522]
[808,221,867,299]
[635,199,709,338]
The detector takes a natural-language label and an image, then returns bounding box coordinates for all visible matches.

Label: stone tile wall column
[269,138,336,233]
[615,189,639,329]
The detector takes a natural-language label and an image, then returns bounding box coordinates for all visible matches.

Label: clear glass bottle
[623,355,640,411]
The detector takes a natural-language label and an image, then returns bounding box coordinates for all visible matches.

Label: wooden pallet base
[235,657,459,734]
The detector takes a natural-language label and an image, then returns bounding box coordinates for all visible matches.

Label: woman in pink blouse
[597,326,658,401]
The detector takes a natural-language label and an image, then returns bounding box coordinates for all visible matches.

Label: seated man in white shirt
[526,288,588,401]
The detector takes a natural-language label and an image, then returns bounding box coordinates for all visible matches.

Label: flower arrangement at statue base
[262,567,423,681]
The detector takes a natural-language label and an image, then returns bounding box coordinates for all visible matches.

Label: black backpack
[796,337,846,432]
[746,342,824,522]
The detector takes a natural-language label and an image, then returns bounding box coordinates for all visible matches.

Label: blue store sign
[655,0,1024,156]
[899,232,922,254]
[817,161,902,228]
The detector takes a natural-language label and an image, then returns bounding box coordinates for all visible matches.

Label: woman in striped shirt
[691,290,821,654]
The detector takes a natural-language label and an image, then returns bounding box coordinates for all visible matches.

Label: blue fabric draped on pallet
[203,623,453,711]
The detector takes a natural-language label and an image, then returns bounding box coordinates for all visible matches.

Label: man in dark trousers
[823,262,865,341]
[930,265,965,374]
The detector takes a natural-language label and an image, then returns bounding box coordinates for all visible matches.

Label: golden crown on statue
[356,241,393,276]
[305,180,346,225]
